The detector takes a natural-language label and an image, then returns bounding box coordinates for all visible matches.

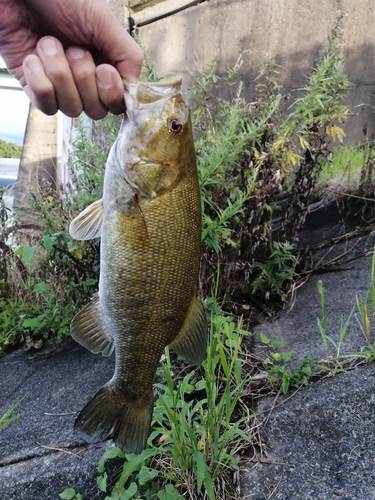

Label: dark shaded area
[0,339,115,499]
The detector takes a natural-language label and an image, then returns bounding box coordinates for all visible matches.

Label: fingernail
[25,56,42,73]
[97,70,114,88]
[68,47,86,60]
[41,38,58,56]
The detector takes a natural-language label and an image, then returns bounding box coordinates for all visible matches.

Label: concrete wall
[133,0,375,145]
[14,105,60,222]
[14,0,375,211]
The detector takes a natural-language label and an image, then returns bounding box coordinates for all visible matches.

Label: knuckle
[74,67,94,82]
[47,67,70,84]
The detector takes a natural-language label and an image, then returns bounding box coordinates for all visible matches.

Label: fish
[68,77,208,454]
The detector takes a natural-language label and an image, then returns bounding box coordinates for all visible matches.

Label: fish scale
[68,77,208,453]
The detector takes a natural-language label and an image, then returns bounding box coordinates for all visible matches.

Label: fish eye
[168,118,184,135]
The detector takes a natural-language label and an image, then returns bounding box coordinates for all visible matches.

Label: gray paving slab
[242,234,375,499]
[241,364,375,500]
[0,339,115,499]
[253,234,375,368]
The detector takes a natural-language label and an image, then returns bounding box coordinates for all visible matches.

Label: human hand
[0,0,144,119]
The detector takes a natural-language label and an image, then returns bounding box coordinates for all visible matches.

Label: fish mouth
[124,159,163,171]
[134,160,163,168]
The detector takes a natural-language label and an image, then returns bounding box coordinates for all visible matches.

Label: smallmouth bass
[69,77,207,454]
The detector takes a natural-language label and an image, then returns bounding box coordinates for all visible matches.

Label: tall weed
[0,116,120,353]
[191,13,351,308]
[61,308,254,500]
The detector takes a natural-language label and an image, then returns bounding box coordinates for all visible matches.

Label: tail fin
[75,383,153,454]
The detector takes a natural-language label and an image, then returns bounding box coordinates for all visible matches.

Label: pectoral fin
[170,297,208,365]
[69,199,104,240]
[71,294,114,356]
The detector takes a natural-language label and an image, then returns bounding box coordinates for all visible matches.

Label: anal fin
[71,294,114,356]
[169,297,208,365]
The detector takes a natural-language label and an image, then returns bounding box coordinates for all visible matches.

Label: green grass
[0,398,24,431]
[318,146,365,191]
[259,246,375,395]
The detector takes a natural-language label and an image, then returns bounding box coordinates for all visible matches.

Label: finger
[112,36,144,84]
[115,39,144,84]
[23,55,58,115]
[96,64,126,115]
[36,36,83,117]
[90,7,143,83]
[66,46,107,120]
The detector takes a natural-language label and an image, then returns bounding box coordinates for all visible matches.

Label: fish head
[113,77,194,198]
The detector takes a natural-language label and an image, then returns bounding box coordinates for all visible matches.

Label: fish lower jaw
[133,160,163,169]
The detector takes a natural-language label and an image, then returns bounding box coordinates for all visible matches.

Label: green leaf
[59,489,76,500]
[282,351,293,362]
[23,318,43,330]
[271,340,288,347]
[260,333,270,344]
[117,448,159,489]
[97,472,107,492]
[98,447,124,473]
[138,466,159,485]
[22,245,37,264]
[193,451,210,493]
[14,247,23,257]
[281,373,291,394]
[234,358,242,386]
[271,352,281,362]
[120,482,137,500]
[43,235,54,253]
[83,278,97,287]
[0,398,24,431]
[194,379,207,391]
[157,484,183,500]
[34,282,52,293]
